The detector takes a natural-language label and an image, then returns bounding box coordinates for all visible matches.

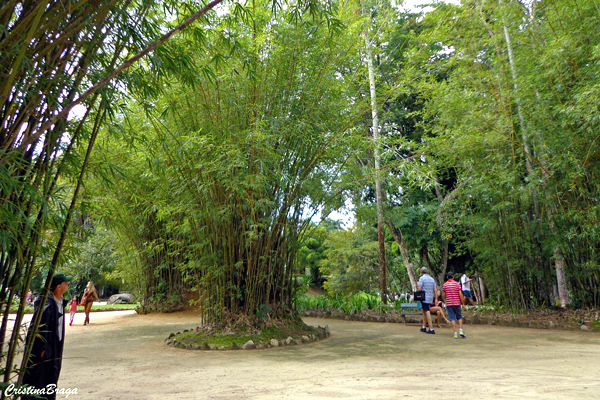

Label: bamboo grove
[402,0,600,309]
[2,0,600,388]
[92,1,362,325]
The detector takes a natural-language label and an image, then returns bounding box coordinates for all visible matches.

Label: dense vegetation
[2,0,600,387]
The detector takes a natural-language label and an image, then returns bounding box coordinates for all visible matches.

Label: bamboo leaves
[402,0,600,308]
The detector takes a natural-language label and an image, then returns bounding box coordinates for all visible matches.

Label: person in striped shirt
[417,267,437,334]
[443,271,467,339]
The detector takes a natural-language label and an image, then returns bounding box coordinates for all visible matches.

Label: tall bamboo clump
[98,1,359,327]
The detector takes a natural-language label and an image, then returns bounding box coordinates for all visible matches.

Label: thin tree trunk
[501,4,568,309]
[364,30,387,303]
[502,21,534,177]
[478,274,487,305]
[554,248,569,307]
[434,182,449,277]
[501,2,545,221]
[386,221,417,291]
[547,208,570,308]
[421,244,432,271]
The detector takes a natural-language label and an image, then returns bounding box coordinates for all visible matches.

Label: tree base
[166,315,330,350]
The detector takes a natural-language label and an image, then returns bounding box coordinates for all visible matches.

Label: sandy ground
[31,310,600,399]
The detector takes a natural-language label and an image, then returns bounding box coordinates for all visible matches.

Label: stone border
[302,309,411,324]
[301,309,600,332]
[165,325,330,350]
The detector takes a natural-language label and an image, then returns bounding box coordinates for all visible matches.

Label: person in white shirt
[460,272,476,307]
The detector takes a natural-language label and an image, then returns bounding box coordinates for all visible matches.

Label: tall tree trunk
[421,243,431,271]
[386,221,417,291]
[364,30,387,303]
[502,19,535,178]
[548,209,570,308]
[478,274,487,305]
[509,2,571,307]
[500,0,545,223]
[434,182,449,277]
[554,248,569,307]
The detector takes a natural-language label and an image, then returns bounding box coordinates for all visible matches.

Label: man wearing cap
[417,267,437,334]
[22,273,72,400]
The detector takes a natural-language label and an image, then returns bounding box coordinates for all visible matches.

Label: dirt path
[54,310,600,399]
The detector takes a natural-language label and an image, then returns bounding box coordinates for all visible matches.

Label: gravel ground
[36,310,600,399]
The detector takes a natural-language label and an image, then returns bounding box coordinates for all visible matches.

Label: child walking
[68,295,78,326]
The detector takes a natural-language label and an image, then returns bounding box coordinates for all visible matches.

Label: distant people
[22,273,73,400]
[460,272,476,307]
[25,289,33,305]
[68,296,78,326]
[431,288,451,328]
[443,272,466,339]
[418,267,436,334]
[81,281,100,326]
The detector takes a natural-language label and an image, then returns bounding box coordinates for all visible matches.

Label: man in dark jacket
[22,273,72,400]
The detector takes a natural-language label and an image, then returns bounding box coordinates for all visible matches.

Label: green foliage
[0,0,218,385]
[296,220,343,288]
[319,222,407,297]
[295,291,387,314]
[396,0,600,309]
[4,4,600,394]
[63,226,122,295]
[320,227,381,296]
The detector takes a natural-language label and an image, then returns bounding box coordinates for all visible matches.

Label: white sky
[398,0,460,13]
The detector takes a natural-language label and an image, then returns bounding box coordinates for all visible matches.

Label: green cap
[51,273,73,287]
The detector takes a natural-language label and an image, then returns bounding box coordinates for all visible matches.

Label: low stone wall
[302,309,419,324]
[302,308,600,332]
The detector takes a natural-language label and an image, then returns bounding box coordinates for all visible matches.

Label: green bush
[295,292,388,314]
